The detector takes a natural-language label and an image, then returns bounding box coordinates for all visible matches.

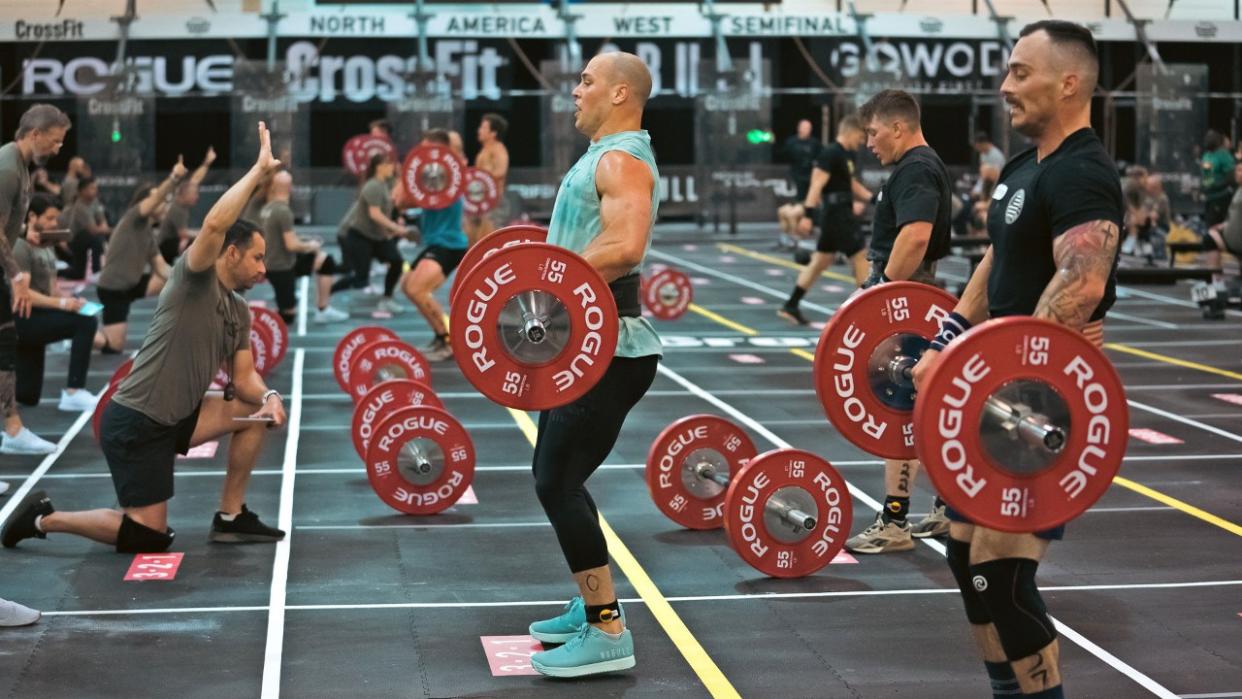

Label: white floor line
[1104,311,1179,329]
[655,362,1179,699]
[0,409,92,527]
[296,521,551,530]
[296,276,308,337]
[1181,693,1242,698]
[650,249,837,315]
[260,348,304,699]
[36,578,1242,617]
[1128,399,1242,446]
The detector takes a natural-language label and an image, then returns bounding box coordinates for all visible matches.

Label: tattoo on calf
[898,462,911,492]
[1034,220,1119,329]
[1027,653,1050,688]
[585,574,600,592]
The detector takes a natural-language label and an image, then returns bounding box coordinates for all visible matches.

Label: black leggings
[532,355,659,573]
[64,232,104,279]
[332,229,403,296]
[15,307,98,405]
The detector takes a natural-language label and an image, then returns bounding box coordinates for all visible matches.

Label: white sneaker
[0,600,40,628]
[0,428,58,455]
[376,297,404,315]
[313,305,350,324]
[0,598,40,627]
[58,389,99,413]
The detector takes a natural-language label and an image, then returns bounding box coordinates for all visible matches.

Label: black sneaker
[209,504,285,543]
[777,304,810,326]
[2,490,53,548]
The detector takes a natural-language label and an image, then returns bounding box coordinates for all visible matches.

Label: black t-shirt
[870,145,952,261]
[814,142,857,198]
[783,136,821,183]
[986,128,1123,321]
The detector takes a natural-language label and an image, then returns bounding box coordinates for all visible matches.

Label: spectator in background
[60,157,90,209]
[61,176,110,280]
[782,119,822,205]
[370,119,393,139]
[31,168,59,197]
[1202,129,1236,227]
[971,132,1006,198]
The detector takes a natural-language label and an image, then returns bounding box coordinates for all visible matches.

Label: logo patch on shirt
[1004,188,1025,224]
[992,184,1008,200]
[876,190,884,203]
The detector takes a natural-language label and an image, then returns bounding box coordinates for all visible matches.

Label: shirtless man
[465,113,511,246]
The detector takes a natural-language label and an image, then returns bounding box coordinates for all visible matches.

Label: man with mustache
[3,123,289,555]
[913,21,1123,698]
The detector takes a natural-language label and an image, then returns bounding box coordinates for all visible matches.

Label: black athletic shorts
[816,204,864,256]
[97,274,152,325]
[100,400,202,508]
[414,245,467,277]
[944,505,1065,541]
[266,253,318,310]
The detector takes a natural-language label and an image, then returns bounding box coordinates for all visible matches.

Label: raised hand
[255,122,282,173]
[172,155,188,179]
[205,146,217,165]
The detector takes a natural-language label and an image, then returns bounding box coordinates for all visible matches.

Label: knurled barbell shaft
[695,462,816,531]
[983,395,1066,453]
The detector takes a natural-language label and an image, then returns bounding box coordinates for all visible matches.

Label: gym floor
[1,226,1239,698]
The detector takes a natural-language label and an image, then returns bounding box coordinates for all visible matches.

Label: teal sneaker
[530,597,628,643]
[531,622,635,678]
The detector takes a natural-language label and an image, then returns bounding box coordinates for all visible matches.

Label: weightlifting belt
[610,273,641,318]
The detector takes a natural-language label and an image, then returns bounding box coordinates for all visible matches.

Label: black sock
[787,285,807,307]
[934,496,945,510]
[436,333,449,344]
[882,495,909,523]
[584,600,621,626]
[984,661,1021,697]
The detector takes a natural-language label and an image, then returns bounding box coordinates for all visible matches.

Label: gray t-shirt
[113,255,252,425]
[159,202,190,245]
[97,207,157,291]
[242,192,266,227]
[260,200,297,272]
[13,238,56,296]
[346,178,392,241]
[980,145,1006,171]
[63,199,95,239]
[61,173,79,209]
[0,142,32,249]
[1223,188,1242,254]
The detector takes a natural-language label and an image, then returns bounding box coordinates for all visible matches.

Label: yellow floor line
[504,408,741,698]
[717,242,856,283]
[685,277,1242,541]
[1106,342,1242,382]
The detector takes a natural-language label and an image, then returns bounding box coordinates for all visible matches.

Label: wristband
[928,311,972,353]
[262,389,282,404]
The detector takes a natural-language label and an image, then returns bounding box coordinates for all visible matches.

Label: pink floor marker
[248,300,268,309]
[728,353,765,364]
[831,551,859,565]
[740,296,765,305]
[1211,393,1242,406]
[456,486,478,505]
[719,255,736,263]
[822,284,846,293]
[1128,428,1183,445]
[765,268,785,277]
[682,244,698,251]
[124,553,184,582]
[178,441,219,459]
[811,321,826,330]
[481,636,545,676]
[371,310,393,319]
[690,277,710,286]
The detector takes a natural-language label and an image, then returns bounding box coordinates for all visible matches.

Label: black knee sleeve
[116,515,176,554]
[318,255,338,276]
[945,538,992,625]
[970,557,1057,660]
[0,322,15,372]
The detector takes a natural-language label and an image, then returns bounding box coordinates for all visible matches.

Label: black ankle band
[585,601,621,624]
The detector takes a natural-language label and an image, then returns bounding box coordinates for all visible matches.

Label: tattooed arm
[1033,219,1119,330]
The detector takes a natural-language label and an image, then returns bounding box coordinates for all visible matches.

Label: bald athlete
[524,51,661,679]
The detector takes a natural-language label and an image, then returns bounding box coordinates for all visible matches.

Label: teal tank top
[546,130,663,359]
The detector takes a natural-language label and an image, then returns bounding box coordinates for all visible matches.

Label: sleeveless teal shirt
[546,129,663,358]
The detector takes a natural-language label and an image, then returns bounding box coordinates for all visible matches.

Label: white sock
[34,515,45,533]
[219,511,238,522]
